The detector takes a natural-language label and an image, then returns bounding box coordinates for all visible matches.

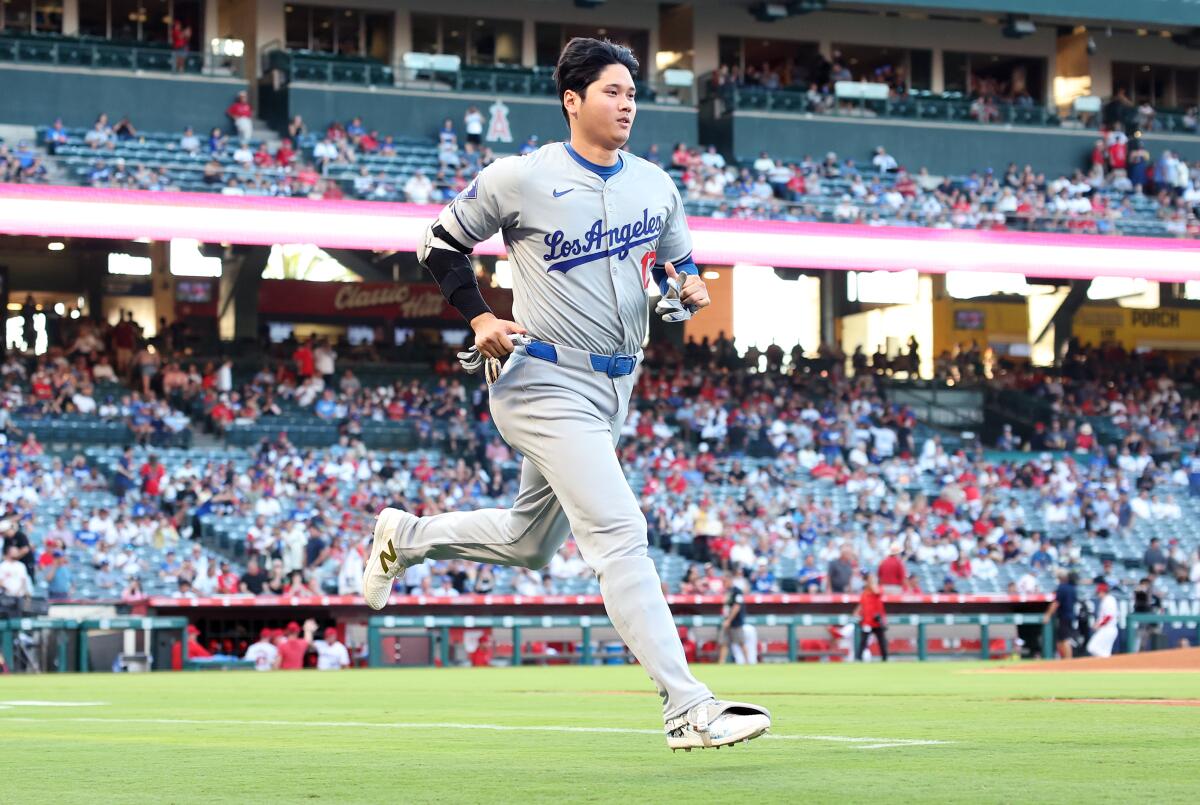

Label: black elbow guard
[422,240,492,322]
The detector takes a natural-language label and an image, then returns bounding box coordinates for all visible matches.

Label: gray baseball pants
[387,346,713,719]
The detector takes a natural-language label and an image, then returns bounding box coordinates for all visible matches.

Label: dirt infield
[1004,647,1200,673]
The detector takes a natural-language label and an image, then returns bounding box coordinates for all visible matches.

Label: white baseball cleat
[665,700,771,752]
[362,507,414,610]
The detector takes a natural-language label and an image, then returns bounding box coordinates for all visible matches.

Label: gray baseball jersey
[392,141,715,721]
[434,143,692,356]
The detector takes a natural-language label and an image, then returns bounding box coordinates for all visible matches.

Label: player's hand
[665,261,710,310]
[471,313,527,359]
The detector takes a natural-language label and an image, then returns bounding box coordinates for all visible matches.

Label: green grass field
[2,662,1198,803]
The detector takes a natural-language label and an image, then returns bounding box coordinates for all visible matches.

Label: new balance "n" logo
[379,539,398,573]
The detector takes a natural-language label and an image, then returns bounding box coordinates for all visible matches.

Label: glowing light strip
[1,184,1198,282]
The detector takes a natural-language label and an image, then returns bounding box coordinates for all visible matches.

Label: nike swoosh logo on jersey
[552,188,573,198]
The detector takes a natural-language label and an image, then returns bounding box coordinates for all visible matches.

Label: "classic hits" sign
[257,280,511,322]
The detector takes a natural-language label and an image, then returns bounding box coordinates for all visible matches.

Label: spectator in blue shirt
[750,559,776,593]
[796,554,824,592]
[313,389,338,420]
[1030,541,1054,570]
[45,552,74,600]
[46,119,69,153]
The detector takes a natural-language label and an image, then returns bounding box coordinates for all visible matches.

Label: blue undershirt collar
[564,143,623,181]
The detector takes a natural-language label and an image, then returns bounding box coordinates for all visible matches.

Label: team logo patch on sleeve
[461,181,478,201]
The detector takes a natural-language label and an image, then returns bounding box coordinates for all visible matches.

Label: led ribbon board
[1,184,1197,283]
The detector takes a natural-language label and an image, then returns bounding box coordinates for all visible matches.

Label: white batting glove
[655,277,697,323]
[456,347,502,385]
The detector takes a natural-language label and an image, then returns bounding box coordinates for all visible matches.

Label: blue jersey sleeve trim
[651,253,696,295]
[450,202,483,245]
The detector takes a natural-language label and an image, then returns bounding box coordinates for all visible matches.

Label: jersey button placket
[604,189,618,275]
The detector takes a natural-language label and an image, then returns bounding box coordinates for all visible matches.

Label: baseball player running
[363,37,770,751]
[1085,576,1119,658]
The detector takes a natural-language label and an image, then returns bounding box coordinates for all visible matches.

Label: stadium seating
[703,77,1200,136]
[36,112,1199,240]
[7,330,1196,608]
[263,48,660,102]
[0,31,205,74]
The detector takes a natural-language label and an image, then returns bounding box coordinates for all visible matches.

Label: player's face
[576,63,637,150]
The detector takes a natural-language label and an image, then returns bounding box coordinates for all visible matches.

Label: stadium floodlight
[209,38,244,58]
[107,253,151,276]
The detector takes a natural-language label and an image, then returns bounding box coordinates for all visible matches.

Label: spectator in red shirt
[140,455,166,496]
[412,457,434,482]
[171,19,191,72]
[292,339,315,379]
[295,162,320,192]
[786,170,806,201]
[950,549,972,579]
[810,458,840,480]
[209,396,235,432]
[1074,422,1094,453]
[1108,135,1128,174]
[216,561,240,594]
[931,496,955,517]
[277,619,317,669]
[31,371,53,400]
[112,312,137,374]
[275,138,296,167]
[252,143,273,168]
[19,433,44,457]
[171,624,212,670]
[876,542,908,591]
[226,90,254,142]
[853,573,887,661]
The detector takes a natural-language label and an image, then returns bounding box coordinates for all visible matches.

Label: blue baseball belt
[519,337,639,378]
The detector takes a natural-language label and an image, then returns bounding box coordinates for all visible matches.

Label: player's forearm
[471,312,497,331]
[418,222,493,322]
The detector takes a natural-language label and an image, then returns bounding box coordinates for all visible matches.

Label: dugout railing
[0,616,187,673]
[1124,613,1200,654]
[367,613,1056,668]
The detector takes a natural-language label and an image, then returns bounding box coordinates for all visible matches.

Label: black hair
[553,37,640,125]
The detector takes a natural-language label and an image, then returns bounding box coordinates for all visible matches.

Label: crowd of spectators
[53,94,349,199]
[0,443,206,603]
[149,333,1200,603]
[988,343,1200,459]
[3,322,1200,608]
[1,304,194,448]
[0,138,49,184]
[710,51,1040,117]
[710,56,1200,138]
[39,95,1200,239]
[666,134,1200,235]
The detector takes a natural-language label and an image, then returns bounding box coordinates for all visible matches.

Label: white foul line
[0,700,109,707]
[0,715,949,750]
